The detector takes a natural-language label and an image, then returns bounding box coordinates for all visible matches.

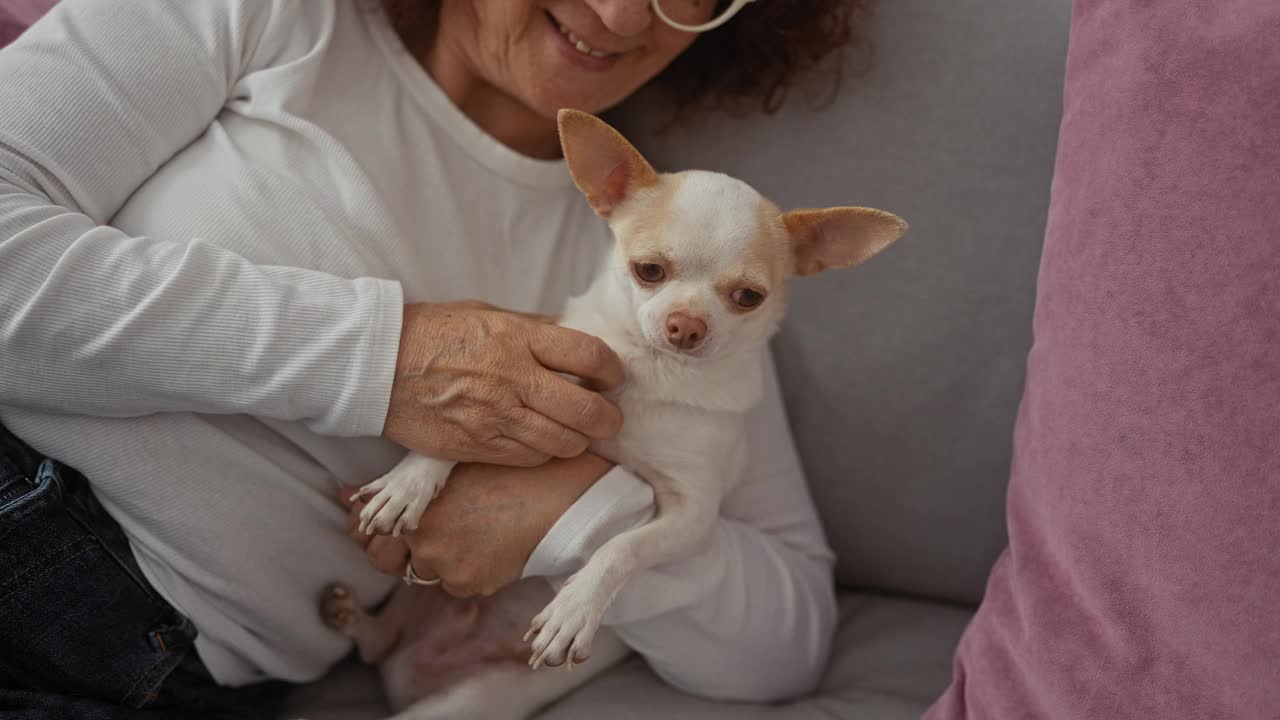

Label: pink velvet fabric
[0,0,52,49]
[927,2,1280,718]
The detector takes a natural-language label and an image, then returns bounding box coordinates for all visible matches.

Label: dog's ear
[558,109,658,217]
[781,207,908,277]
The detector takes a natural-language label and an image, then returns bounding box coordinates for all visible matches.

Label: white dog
[322,109,907,720]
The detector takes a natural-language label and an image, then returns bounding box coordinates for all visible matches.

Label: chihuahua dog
[321,109,907,720]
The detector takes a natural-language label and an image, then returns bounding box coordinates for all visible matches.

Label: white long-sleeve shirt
[0,0,837,699]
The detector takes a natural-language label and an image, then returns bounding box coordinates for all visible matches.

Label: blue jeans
[0,423,285,719]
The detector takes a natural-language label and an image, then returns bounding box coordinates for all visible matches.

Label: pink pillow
[0,0,55,49]
[927,2,1280,718]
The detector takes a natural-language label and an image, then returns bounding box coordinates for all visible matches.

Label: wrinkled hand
[341,452,613,598]
[384,301,625,467]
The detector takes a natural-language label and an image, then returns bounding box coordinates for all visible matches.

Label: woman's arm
[0,0,402,435]
[0,2,623,457]
[360,351,837,701]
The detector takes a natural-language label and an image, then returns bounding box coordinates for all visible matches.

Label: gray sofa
[283,0,1071,716]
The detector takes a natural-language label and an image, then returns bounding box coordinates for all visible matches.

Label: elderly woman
[0,0,863,717]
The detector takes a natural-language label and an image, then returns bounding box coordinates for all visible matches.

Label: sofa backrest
[616,0,1071,605]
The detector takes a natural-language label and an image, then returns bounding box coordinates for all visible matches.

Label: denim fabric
[0,423,284,719]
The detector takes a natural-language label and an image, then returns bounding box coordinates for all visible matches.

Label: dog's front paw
[353,466,446,536]
[524,576,604,670]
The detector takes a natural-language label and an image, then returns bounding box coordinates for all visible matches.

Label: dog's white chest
[558,294,754,492]
[591,364,745,496]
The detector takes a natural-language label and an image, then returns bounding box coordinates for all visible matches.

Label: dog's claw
[525,579,602,670]
[353,463,447,538]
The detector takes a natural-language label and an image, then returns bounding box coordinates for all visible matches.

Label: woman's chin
[522,83,629,118]
[520,59,646,116]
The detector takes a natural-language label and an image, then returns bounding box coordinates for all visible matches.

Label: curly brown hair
[380,0,872,116]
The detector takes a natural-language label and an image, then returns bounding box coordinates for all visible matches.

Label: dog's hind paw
[524,578,603,670]
[319,583,365,636]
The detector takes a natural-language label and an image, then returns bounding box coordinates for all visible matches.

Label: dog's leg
[320,583,417,664]
[527,477,717,669]
[385,629,630,720]
[353,452,454,536]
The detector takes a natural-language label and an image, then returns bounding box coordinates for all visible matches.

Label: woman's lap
[0,423,284,719]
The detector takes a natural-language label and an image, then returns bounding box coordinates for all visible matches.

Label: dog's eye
[633,262,666,284]
[732,288,765,309]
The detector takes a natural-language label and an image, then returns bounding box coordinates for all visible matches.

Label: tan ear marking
[557,109,658,217]
[782,206,908,276]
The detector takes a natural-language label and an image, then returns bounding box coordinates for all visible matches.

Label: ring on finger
[403,561,442,586]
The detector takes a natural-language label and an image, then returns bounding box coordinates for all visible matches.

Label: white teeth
[557,22,606,57]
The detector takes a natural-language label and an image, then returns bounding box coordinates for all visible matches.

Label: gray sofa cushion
[280,593,970,719]
[613,0,1071,605]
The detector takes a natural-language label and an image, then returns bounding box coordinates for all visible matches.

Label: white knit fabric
[0,0,836,699]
